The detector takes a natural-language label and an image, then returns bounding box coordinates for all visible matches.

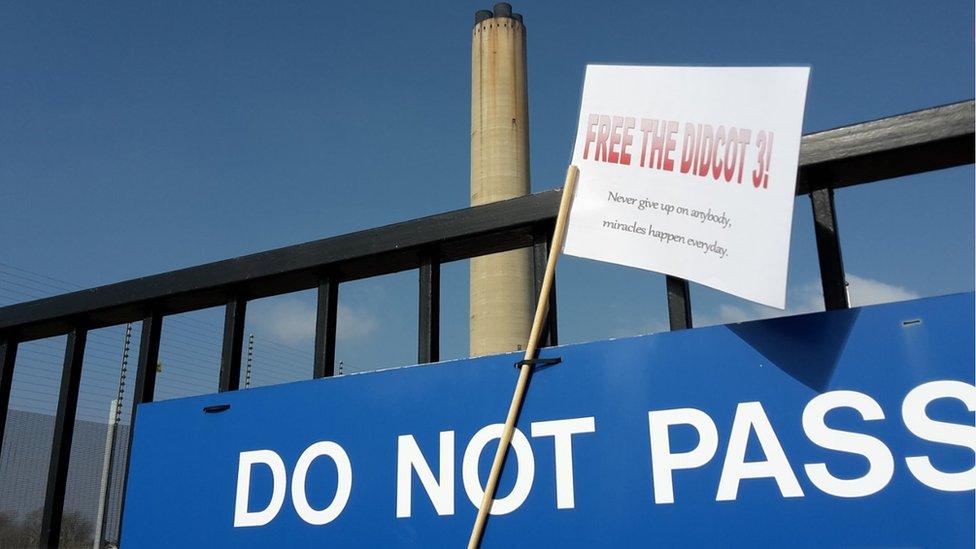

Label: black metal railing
[0,99,972,547]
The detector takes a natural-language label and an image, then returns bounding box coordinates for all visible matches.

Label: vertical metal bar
[810,188,849,310]
[533,224,558,347]
[40,326,88,549]
[118,312,162,546]
[666,276,693,330]
[132,313,162,411]
[219,297,247,392]
[313,276,338,378]
[0,337,18,452]
[544,226,559,346]
[418,250,441,364]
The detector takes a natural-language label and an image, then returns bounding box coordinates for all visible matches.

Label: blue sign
[122,293,975,547]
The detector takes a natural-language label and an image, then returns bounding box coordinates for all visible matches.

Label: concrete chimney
[469,3,534,357]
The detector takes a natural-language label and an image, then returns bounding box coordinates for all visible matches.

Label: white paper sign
[563,65,810,309]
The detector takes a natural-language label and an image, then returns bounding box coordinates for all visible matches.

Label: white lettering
[462,424,534,515]
[802,391,894,497]
[716,402,803,501]
[903,380,976,491]
[234,450,287,527]
[291,441,353,525]
[530,417,596,509]
[396,432,455,517]
[648,408,718,504]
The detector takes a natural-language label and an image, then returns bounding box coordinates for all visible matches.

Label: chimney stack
[469,3,533,356]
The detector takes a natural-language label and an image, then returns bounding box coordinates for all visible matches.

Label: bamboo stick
[467,165,579,549]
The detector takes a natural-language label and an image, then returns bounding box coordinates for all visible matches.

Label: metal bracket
[203,404,231,414]
[514,357,562,369]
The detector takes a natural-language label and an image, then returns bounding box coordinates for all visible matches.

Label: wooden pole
[467,165,579,549]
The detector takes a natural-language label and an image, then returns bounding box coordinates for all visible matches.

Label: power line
[0,261,84,288]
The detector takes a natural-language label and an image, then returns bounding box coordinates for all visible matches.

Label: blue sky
[1,1,973,415]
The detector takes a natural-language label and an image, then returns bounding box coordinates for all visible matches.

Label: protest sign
[563,65,810,308]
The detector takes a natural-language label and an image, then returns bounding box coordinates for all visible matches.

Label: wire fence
[0,262,315,547]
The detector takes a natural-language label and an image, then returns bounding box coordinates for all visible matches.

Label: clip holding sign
[203,404,231,414]
[513,357,562,370]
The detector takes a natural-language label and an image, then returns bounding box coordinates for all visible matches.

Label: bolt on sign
[563,65,810,308]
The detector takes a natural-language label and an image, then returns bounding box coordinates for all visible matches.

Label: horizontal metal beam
[797,100,974,193]
[0,191,557,341]
[0,100,972,342]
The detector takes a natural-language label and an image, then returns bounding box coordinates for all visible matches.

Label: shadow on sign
[729,308,860,392]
